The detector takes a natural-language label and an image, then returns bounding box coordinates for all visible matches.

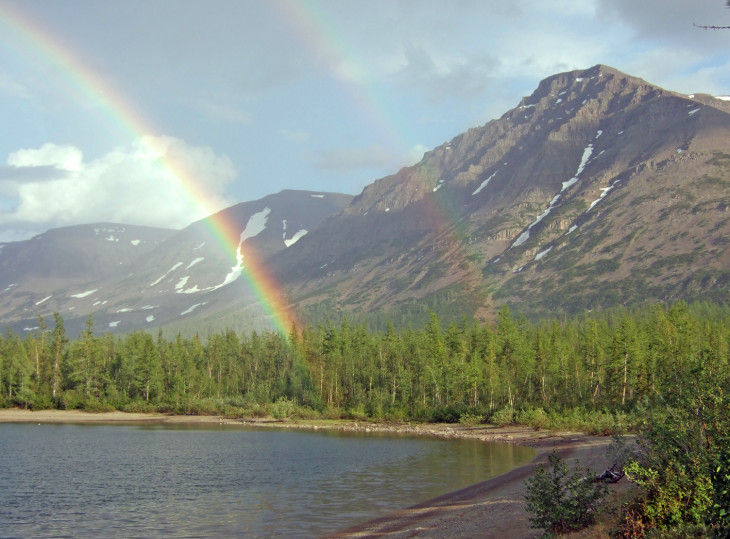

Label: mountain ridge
[271,64,730,324]
[2,64,730,335]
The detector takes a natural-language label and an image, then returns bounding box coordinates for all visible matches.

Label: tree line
[0,301,727,425]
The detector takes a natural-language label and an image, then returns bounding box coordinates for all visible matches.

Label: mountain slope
[3,65,730,336]
[0,190,351,336]
[0,223,175,328]
[271,65,730,324]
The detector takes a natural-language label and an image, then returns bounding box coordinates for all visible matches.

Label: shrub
[458,412,485,425]
[491,406,514,427]
[516,407,548,430]
[524,451,608,535]
[82,398,116,413]
[270,397,296,420]
[429,405,465,423]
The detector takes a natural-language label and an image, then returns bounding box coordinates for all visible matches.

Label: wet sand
[0,409,623,538]
[327,434,617,538]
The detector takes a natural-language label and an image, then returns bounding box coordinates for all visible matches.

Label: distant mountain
[271,64,730,325]
[3,65,730,336]
[0,191,352,336]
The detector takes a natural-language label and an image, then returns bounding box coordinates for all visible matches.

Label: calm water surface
[0,423,535,537]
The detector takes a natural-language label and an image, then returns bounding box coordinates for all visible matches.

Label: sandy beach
[0,409,626,538]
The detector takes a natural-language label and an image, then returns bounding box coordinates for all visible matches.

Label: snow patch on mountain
[70,289,98,299]
[205,207,272,292]
[588,180,621,211]
[241,207,270,242]
[472,172,497,195]
[284,229,308,247]
[512,135,597,248]
[94,226,125,236]
[35,295,52,306]
[109,321,120,328]
[179,285,201,294]
[173,276,201,294]
[175,276,190,290]
[310,194,325,198]
[181,302,207,316]
[535,246,553,260]
[145,315,155,323]
[185,257,204,270]
[150,262,183,286]
[130,239,141,246]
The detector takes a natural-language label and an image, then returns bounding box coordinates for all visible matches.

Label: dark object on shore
[595,463,624,483]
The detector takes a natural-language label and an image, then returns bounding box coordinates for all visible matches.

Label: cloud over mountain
[0,137,236,242]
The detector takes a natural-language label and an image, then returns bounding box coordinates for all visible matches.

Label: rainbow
[272,1,490,316]
[0,4,300,335]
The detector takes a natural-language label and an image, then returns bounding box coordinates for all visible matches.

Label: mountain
[3,65,730,336]
[0,224,175,329]
[0,190,352,336]
[271,64,730,325]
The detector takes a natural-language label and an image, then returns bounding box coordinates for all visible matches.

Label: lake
[0,423,535,537]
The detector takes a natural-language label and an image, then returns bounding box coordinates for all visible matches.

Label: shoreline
[0,407,579,444]
[0,408,623,538]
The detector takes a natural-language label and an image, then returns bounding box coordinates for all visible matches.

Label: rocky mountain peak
[3,65,730,335]
[275,65,730,325]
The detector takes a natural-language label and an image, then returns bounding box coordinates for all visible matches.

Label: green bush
[270,397,296,420]
[524,451,608,535]
[491,406,514,427]
[516,407,548,430]
[429,405,465,423]
[121,400,158,414]
[458,412,485,425]
[82,398,116,413]
[624,458,713,528]
[55,391,84,410]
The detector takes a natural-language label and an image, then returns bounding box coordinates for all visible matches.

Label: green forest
[2,301,730,534]
[0,301,726,425]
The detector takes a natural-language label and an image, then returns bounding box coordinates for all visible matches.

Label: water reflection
[0,423,535,537]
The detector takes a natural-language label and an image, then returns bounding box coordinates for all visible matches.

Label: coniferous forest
[0,301,726,428]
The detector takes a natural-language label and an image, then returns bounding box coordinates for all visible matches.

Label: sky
[0,0,728,242]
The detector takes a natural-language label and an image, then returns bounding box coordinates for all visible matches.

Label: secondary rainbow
[272,1,490,315]
[0,4,299,334]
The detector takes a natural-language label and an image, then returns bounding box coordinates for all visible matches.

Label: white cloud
[8,143,83,171]
[0,136,236,239]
